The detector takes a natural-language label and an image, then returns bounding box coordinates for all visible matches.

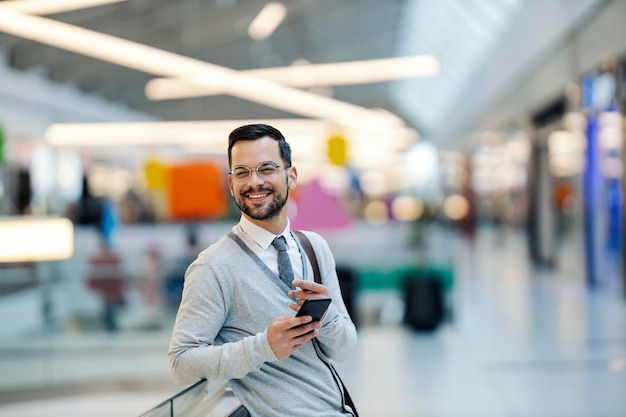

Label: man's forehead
[231,136,279,152]
[231,137,281,162]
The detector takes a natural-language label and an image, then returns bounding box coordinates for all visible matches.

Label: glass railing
[138,379,249,417]
[0,220,444,396]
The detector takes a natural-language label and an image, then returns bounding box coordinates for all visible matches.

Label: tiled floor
[1,224,625,417]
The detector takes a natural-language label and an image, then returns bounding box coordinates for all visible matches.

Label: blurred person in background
[168,124,357,416]
[87,238,127,332]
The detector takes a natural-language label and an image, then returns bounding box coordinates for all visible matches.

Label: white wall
[477,0,626,132]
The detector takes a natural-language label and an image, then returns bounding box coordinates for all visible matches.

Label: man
[169,124,358,416]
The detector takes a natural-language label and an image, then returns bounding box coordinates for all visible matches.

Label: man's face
[228,136,296,224]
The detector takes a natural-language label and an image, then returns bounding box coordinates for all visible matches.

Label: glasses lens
[257,162,278,177]
[232,166,251,183]
[231,162,281,183]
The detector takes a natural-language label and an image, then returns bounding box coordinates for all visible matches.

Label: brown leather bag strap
[293,230,321,284]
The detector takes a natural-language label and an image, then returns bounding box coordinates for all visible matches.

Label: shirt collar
[239,215,291,251]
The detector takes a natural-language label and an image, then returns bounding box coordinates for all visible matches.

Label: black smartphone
[295,297,332,322]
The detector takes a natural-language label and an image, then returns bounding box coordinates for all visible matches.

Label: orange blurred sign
[168,161,227,220]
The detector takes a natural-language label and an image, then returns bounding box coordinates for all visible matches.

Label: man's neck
[243,214,288,235]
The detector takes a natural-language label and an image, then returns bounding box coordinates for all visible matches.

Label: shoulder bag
[294,230,360,417]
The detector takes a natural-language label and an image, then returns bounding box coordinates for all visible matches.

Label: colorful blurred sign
[167,161,227,220]
[143,158,168,190]
[291,178,352,231]
[327,133,347,165]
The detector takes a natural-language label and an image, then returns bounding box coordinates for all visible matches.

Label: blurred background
[0,0,625,416]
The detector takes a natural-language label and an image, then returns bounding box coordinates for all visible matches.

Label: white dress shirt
[235,215,304,282]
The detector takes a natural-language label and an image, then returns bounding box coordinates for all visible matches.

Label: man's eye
[233,170,249,178]
[259,167,276,175]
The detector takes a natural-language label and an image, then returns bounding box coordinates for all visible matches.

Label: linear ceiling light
[0,8,399,126]
[0,0,126,15]
[45,119,416,149]
[45,119,329,148]
[0,217,74,263]
[44,119,418,169]
[145,55,440,100]
[248,2,287,40]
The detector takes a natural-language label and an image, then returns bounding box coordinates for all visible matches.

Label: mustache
[241,186,274,195]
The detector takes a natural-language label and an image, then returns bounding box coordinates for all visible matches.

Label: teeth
[249,193,268,199]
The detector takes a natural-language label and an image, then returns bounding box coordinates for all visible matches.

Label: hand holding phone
[295,297,331,322]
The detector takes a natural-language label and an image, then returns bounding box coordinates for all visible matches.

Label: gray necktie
[271,236,295,288]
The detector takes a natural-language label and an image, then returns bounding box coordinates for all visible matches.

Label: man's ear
[228,176,235,196]
[288,166,298,189]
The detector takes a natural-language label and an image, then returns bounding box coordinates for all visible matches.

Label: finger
[287,289,313,300]
[271,315,302,333]
[294,326,320,342]
[289,290,326,301]
[290,318,323,337]
[288,300,306,312]
[274,315,296,323]
[294,281,329,298]
[289,315,313,329]
[292,280,323,293]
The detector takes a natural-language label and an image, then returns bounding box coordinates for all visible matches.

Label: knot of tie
[272,235,294,288]
[272,235,288,252]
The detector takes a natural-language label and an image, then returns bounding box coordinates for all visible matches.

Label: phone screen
[295,298,332,322]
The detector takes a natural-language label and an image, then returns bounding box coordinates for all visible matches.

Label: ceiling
[0,0,609,149]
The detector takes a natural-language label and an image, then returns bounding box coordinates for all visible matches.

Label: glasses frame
[229,161,290,184]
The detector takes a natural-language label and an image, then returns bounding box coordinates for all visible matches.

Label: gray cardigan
[168,229,357,416]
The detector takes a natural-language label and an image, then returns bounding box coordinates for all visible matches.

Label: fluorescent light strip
[45,119,330,147]
[0,217,74,263]
[248,2,287,40]
[0,8,398,125]
[0,0,126,15]
[146,55,440,100]
[45,119,417,147]
[45,119,418,171]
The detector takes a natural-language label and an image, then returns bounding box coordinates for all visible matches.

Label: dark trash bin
[336,265,358,329]
[403,274,444,331]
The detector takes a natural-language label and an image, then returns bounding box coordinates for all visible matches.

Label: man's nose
[247,169,264,185]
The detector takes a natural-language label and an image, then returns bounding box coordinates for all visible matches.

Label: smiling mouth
[246,191,271,200]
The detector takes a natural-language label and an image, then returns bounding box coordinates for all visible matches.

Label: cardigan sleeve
[168,262,278,386]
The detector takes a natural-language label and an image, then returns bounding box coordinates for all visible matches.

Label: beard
[234,179,290,221]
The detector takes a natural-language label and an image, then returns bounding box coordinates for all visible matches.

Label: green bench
[355,263,454,292]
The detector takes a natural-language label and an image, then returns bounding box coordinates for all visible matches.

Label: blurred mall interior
[1,0,626,416]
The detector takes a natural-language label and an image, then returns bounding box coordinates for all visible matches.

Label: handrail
[138,379,249,417]
[227,404,250,417]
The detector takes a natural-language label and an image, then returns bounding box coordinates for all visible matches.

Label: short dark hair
[228,124,292,168]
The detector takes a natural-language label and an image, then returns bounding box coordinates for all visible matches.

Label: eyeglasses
[229,161,290,184]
